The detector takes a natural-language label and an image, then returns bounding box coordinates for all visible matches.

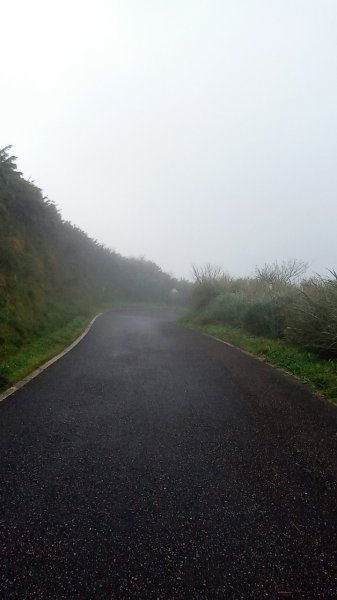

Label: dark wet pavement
[0,308,336,598]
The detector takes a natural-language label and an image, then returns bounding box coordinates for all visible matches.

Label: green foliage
[203,292,247,327]
[243,295,295,339]
[191,263,337,361]
[0,367,9,388]
[285,273,337,357]
[0,313,94,389]
[191,264,229,309]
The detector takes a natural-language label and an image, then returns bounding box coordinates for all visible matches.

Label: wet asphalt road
[0,308,336,599]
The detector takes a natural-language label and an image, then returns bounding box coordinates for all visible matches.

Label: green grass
[0,314,93,391]
[183,316,337,404]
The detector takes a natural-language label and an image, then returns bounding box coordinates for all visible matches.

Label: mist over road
[0,308,336,598]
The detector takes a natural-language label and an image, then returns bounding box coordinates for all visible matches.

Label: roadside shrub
[0,366,9,388]
[285,273,337,357]
[190,261,337,361]
[191,264,228,309]
[256,259,308,287]
[243,295,295,339]
[192,280,222,310]
[204,292,247,327]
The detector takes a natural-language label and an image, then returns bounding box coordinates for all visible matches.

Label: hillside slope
[0,146,189,383]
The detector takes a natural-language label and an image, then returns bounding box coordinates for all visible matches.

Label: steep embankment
[0,147,189,387]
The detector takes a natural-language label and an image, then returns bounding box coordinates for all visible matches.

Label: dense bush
[285,274,337,358]
[191,264,227,309]
[0,367,9,388]
[191,263,337,360]
[244,298,285,339]
[203,292,247,327]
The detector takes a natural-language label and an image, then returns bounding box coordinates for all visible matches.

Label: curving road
[0,308,336,598]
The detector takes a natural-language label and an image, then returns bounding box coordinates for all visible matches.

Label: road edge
[183,324,335,407]
[0,313,103,403]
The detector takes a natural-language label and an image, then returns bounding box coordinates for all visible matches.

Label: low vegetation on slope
[0,146,190,388]
[185,262,337,402]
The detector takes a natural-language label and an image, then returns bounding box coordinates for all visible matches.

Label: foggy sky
[2,1,337,280]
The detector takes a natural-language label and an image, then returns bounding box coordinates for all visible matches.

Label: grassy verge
[0,309,103,393]
[0,300,178,393]
[183,316,337,404]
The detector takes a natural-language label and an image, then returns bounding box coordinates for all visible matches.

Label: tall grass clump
[285,272,337,358]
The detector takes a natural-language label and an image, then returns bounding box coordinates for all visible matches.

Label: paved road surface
[0,308,336,598]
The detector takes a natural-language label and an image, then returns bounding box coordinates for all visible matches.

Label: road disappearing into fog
[0,308,336,598]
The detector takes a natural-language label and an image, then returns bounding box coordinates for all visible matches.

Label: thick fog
[2,0,337,279]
